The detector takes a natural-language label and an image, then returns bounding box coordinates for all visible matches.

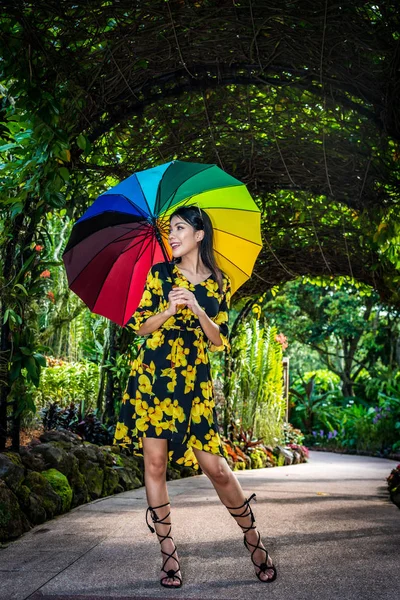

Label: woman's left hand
[170,287,205,317]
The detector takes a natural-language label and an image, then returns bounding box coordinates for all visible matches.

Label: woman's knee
[145,455,167,478]
[143,439,168,478]
[203,460,231,486]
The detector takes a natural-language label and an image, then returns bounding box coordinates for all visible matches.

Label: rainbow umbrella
[63,160,262,326]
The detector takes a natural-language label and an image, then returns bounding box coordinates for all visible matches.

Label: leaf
[33,353,47,367]
[0,142,21,152]
[14,283,28,296]
[25,356,38,380]
[10,361,21,382]
[59,167,70,181]
[19,346,33,356]
[77,134,87,150]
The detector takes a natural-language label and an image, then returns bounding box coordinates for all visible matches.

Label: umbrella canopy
[63,160,262,326]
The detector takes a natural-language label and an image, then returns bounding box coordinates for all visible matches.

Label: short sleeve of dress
[125,265,163,334]
[207,275,232,353]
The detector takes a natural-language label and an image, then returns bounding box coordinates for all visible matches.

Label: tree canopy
[1,0,399,303]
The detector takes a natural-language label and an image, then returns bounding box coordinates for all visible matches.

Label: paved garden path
[1,451,399,600]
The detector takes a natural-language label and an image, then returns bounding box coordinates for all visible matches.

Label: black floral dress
[113,261,231,470]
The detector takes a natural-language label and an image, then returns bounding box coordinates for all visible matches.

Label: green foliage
[31,359,100,412]
[227,313,286,446]
[265,278,400,397]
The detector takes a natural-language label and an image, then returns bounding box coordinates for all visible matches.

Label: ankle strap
[225,493,257,533]
[146,501,171,534]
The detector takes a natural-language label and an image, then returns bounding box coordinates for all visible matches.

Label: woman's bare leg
[142,438,181,587]
[193,448,275,581]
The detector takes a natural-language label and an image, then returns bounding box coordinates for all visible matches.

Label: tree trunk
[0,317,10,451]
[103,321,117,423]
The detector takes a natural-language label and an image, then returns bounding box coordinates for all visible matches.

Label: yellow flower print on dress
[203,279,220,298]
[213,310,228,327]
[200,380,213,400]
[138,374,153,395]
[203,428,222,454]
[148,270,163,295]
[140,289,153,307]
[129,358,144,377]
[181,364,197,394]
[187,434,203,450]
[135,398,149,416]
[190,396,204,424]
[114,422,128,440]
[193,337,208,365]
[122,392,130,405]
[145,360,156,379]
[202,398,215,424]
[176,446,199,469]
[129,388,142,406]
[162,398,186,423]
[136,416,150,432]
[148,403,163,426]
[147,330,165,350]
[160,367,177,392]
[167,337,190,367]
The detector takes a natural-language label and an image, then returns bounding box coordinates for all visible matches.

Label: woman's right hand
[165,287,185,316]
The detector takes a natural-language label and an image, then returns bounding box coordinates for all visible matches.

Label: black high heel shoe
[146,501,182,588]
[226,493,277,583]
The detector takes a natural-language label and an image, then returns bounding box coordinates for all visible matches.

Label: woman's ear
[196,230,205,242]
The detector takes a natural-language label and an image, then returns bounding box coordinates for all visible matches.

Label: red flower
[39,270,51,279]
[47,291,55,303]
[35,245,44,252]
[275,332,288,350]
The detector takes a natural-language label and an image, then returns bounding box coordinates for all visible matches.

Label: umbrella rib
[200,206,260,214]
[213,228,262,247]
[155,161,176,215]
[162,189,260,215]
[121,234,156,324]
[160,164,214,215]
[67,223,151,288]
[134,174,153,217]
[214,249,254,278]
[96,234,154,319]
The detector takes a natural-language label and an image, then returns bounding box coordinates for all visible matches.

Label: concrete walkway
[1,451,399,600]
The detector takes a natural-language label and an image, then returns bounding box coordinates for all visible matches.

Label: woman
[114,205,277,588]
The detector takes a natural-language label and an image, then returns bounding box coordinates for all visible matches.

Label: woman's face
[168,215,204,258]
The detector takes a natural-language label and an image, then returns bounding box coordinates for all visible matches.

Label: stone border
[0,429,195,543]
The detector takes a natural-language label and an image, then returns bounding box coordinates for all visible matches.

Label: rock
[0,481,31,542]
[114,467,141,491]
[166,466,181,480]
[102,467,121,496]
[16,484,47,525]
[19,447,46,472]
[42,469,73,512]
[0,452,25,493]
[67,461,89,508]
[72,444,99,465]
[30,443,73,477]
[97,447,116,467]
[40,428,82,445]
[77,460,104,500]
[23,471,62,519]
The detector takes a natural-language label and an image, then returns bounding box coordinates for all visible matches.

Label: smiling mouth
[170,243,180,249]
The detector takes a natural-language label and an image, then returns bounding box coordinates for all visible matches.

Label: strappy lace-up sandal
[146,501,182,588]
[226,492,277,583]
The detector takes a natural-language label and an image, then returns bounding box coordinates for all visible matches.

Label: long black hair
[169,205,223,292]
